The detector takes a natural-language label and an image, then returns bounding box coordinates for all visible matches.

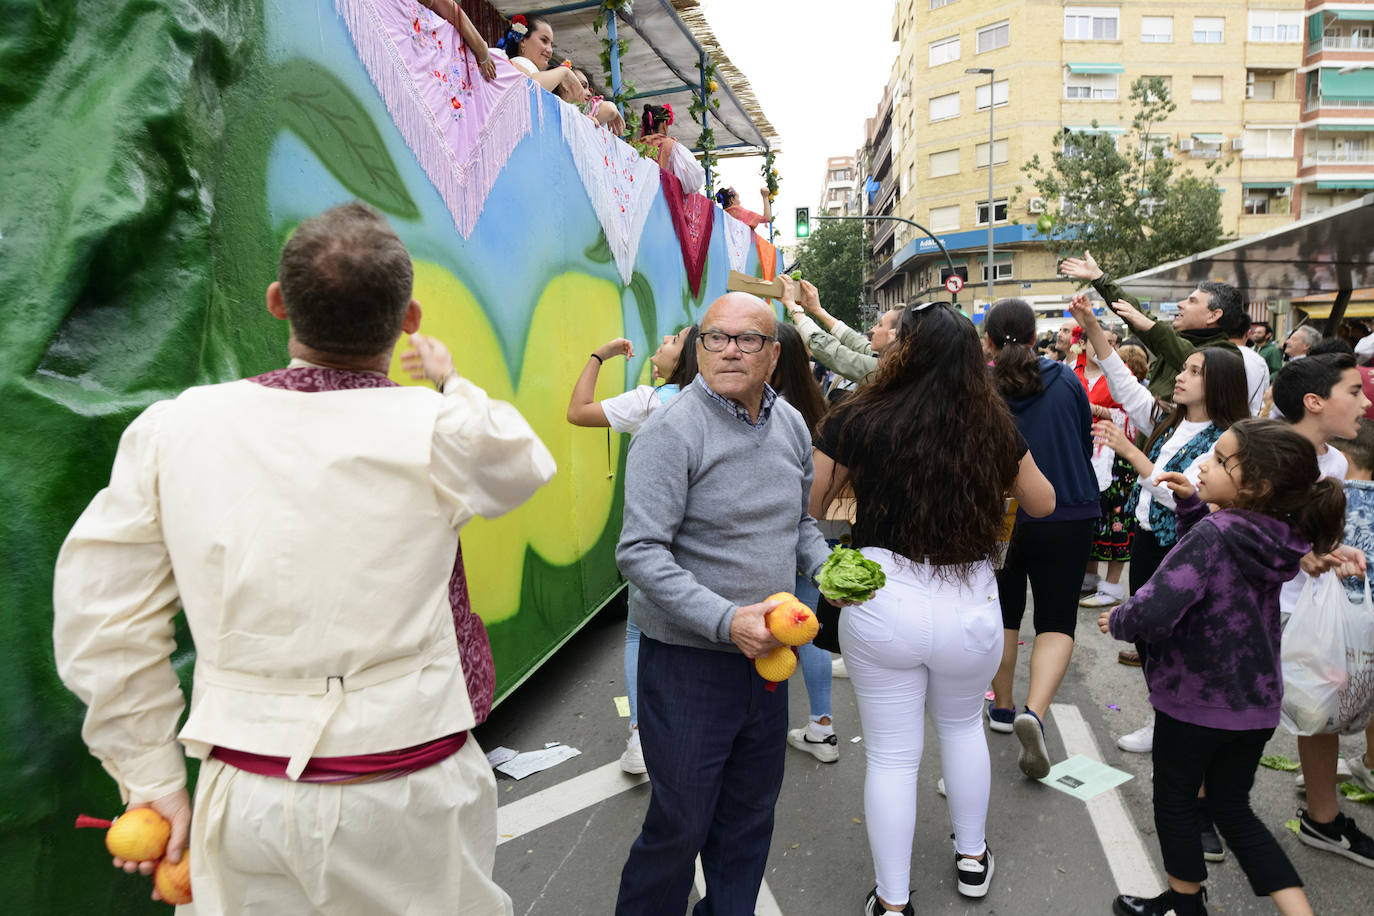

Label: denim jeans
[794,572,831,720]
[615,635,788,916]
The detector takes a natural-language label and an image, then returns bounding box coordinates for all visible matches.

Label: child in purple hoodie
[1100,418,1345,916]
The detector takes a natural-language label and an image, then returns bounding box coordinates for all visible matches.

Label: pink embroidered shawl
[661,169,715,298]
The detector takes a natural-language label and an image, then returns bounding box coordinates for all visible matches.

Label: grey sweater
[617,378,831,652]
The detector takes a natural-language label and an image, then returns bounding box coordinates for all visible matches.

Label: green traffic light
[795,207,810,238]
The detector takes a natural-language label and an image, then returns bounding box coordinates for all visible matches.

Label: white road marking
[497,761,646,846]
[693,855,782,915]
[1050,702,1162,897]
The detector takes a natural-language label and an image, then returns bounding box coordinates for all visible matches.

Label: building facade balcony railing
[1310,36,1374,54]
[871,132,893,176]
[1190,149,1223,159]
[1306,97,1374,111]
[870,254,895,288]
[871,215,895,251]
[1304,150,1374,164]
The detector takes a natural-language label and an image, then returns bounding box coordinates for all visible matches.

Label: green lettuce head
[816,546,886,602]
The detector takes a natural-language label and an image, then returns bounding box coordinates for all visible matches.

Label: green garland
[593,0,638,140]
[761,149,779,203]
[689,57,721,191]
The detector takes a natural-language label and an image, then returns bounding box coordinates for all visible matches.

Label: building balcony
[1243,98,1301,122]
[1240,157,1299,179]
[1189,148,1223,159]
[1312,35,1374,53]
[870,253,896,289]
[871,215,895,251]
[1304,97,1374,114]
[871,132,892,176]
[1303,150,1374,165]
[1244,42,1304,69]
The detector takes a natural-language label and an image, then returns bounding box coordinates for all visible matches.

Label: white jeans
[839,549,1003,906]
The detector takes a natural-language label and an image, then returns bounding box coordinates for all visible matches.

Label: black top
[815,407,1028,555]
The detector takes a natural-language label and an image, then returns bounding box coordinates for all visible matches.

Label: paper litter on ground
[485,746,518,768]
[1038,754,1133,801]
[496,745,582,780]
[614,695,631,717]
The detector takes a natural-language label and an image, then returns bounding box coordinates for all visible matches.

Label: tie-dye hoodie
[1109,492,1309,730]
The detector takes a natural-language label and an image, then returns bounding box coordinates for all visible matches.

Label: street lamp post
[967,67,995,306]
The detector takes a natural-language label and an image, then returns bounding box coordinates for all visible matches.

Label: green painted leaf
[274,59,420,220]
[585,230,613,264]
[628,271,656,352]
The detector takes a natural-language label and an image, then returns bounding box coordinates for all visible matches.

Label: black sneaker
[1296,808,1374,867]
[1013,708,1051,779]
[1112,887,1207,916]
[954,845,995,898]
[862,886,913,916]
[1200,822,1225,863]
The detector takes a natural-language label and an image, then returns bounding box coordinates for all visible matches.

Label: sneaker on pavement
[619,730,646,775]
[1296,808,1374,867]
[1080,590,1123,608]
[1117,724,1154,754]
[955,846,995,898]
[1200,822,1225,862]
[832,656,850,679]
[1081,573,1099,594]
[1348,755,1374,793]
[862,887,914,916]
[1014,709,1051,779]
[1295,757,1352,790]
[788,725,840,763]
[1112,888,1208,916]
[987,705,1016,734]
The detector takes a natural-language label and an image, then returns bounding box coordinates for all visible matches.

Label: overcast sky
[698,0,899,256]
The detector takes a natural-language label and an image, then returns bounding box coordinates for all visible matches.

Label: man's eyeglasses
[699,331,774,354]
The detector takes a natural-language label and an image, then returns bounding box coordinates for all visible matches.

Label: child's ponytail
[1297,477,1346,556]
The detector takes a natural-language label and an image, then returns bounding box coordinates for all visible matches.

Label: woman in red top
[716,186,772,229]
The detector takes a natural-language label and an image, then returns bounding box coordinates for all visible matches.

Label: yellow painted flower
[708,79,718,93]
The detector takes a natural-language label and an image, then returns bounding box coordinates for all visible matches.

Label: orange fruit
[154,853,193,905]
[105,808,170,862]
[754,645,797,682]
[764,594,820,646]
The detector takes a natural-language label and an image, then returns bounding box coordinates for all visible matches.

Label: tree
[793,217,865,328]
[1016,77,1228,280]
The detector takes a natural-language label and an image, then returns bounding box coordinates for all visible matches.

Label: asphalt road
[474,595,1371,915]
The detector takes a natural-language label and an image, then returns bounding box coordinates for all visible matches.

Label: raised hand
[1107,299,1154,332]
[401,332,456,386]
[1060,249,1103,281]
[1093,419,1131,454]
[1152,471,1196,501]
[594,337,635,361]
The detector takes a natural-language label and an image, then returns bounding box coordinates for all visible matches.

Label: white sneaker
[1079,590,1122,608]
[788,725,840,763]
[1296,757,1353,790]
[619,729,646,775]
[831,656,849,678]
[1347,755,1374,793]
[1116,724,1154,754]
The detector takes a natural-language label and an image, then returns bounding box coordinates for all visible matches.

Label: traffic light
[795,207,810,239]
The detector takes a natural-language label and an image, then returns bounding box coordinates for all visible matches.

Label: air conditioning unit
[1231,137,1246,151]
[1028,197,1046,214]
[1276,186,1292,196]
[1178,138,1194,151]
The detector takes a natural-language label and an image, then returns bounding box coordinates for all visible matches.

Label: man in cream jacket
[53,202,555,914]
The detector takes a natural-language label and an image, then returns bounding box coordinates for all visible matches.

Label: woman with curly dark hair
[811,302,1055,915]
[983,298,1099,784]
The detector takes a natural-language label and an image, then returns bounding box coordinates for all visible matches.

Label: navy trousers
[615,635,788,916]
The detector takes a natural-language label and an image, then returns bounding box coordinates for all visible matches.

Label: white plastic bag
[1281,572,1374,736]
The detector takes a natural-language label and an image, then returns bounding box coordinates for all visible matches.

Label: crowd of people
[49,201,1374,916]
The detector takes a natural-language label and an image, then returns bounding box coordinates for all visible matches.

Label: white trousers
[182,735,512,915]
[839,549,1004,906]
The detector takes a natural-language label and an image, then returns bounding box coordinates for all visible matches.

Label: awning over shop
[1317,180,1374,189]
[1297,302,1374,319]
[1315,124,1374,131]
[1330,9,1374,21]
[500,0,779,155]
[1117,193,1374,303]
[1066,62,1125,74]
[1321,67,1374,101]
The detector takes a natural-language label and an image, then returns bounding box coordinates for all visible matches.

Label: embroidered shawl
[661,168,715,297]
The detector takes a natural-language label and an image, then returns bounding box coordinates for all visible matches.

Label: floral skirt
[1091,455,1138,563]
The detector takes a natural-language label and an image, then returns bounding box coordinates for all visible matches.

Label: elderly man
[784,277,901,383]
[1284,324,1321,361]
[53,202,554,914]
[615,293,831,915]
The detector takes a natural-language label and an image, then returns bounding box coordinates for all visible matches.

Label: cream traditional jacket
[54,373,555,803]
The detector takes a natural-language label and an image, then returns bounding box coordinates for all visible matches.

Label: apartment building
[818,155,858,216]
[875,0,1352,311]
